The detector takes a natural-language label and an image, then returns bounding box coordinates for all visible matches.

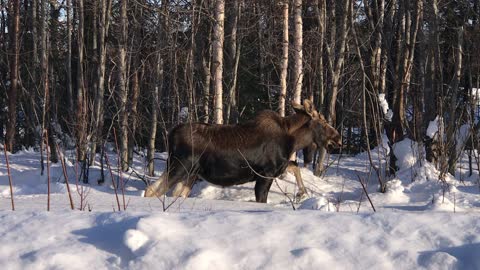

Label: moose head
[292,99,342,150]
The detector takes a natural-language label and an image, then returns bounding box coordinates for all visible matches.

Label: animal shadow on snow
[382,204,430,212]
[189,179,299,202]
[455,185,480,196]
[418,242,480,270]
[72,213,146,266]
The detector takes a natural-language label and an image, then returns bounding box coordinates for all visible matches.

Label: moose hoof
[295,191,307,202]
[144,186,156,197]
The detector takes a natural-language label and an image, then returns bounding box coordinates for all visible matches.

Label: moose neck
[291,126,314,152]
[284,113,310,134]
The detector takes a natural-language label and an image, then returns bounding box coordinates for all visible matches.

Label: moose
[144,100,342,203]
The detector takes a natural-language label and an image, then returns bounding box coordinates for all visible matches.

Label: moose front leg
[254,178,274,203]
[285,161,307,200]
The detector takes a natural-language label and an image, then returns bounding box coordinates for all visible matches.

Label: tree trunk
[213,0,225,124]
[76,0,88,163]
[90,0,110,165]
[388,0,423,174]
[66,0,73,114]
[390,1,407,146]
[47,1,60,164]
[413,5,426,142]
[5,0,20,152]
[292,0,303,104]
[148,53,163,176]
[327,0,349,125]
[128,68,140,166]
[187,1,197,122]
[39,0,49,174]
[203,44,212,123]
[314,0,325,109]
[118,0,129,171]
[279,1,289,117]
[447,26,464,175]
[225,0,241,123]
[257,3,266,106]
[315,0,350,176]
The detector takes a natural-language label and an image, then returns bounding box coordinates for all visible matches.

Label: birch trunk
[118,0,129,171]
[148,54,163,176]
[225,0,241,123]
[213,0,225,124]
[292,0,303,104]
[279,1,289,117]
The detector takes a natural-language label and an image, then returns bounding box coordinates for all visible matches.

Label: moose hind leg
[144,173,169,197]
[172,176,197,198]
[254,178,273,203]
[144,160,188,197]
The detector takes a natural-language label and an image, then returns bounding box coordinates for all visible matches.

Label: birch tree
[279,0,289,117]
[292,0,303,104]
[213,0,225,124]
[118,0,129,171]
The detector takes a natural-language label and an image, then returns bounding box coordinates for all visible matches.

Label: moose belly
[196,148,289,187]
[197,157,257,186]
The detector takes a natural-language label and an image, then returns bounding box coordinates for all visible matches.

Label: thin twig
[274,179,296,210]
[236,149,276,180]
[74,147,90,210]
[3,143,15,211]
[356,175,376,212]
[104,146,121,211]
[113,128,127,210]
[129,168,149,186]
[45,130,51,211]
[56,143,75,210]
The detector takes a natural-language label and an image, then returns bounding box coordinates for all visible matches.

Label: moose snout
[329,137,343,149]
[335,138,343,147]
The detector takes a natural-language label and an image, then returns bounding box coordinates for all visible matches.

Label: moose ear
[303,99,315,117]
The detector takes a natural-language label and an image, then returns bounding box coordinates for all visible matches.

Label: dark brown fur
[145,100,341,202]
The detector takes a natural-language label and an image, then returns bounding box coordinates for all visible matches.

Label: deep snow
[0,142,479,269]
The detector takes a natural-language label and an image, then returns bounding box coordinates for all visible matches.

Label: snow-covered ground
[0,142,479,269]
